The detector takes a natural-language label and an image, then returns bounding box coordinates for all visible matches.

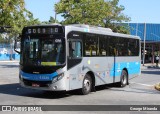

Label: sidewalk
[141,63,160,69]
[141,63,160,91]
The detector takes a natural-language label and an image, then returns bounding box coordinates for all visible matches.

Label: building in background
[128,23,160,64]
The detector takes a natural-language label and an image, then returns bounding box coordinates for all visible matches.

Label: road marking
[130,82,154,87]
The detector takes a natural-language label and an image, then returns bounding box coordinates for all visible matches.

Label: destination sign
[24,27,64,34]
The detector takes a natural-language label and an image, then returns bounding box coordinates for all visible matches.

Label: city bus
[14,24,141,95]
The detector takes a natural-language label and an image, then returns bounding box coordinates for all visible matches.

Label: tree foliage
[0,0,40,36]
[104,0,130,33]
[0,0,40,60]
[42,16,59,24]
[0,0,25,26]
[55,0,130,33]
[55,0,109,26]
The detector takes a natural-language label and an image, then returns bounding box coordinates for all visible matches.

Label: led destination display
[24,27,64,34]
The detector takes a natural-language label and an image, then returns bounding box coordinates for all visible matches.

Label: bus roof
[24,23,63,28]
[24,24,140,40]
[66,24,140,40]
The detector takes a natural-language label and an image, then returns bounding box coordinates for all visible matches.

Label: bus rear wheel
[120,70,128,87]
[80,74,92,95]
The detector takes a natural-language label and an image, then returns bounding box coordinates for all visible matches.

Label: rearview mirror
[14,35,21,54]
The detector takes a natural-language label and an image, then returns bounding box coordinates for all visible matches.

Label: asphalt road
[0,61,160,114]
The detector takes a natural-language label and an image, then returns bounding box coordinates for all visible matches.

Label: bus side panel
[109,56,141,83]
[68,57,114,90]
[107,57,120,83]
[81,57,113,86]
[68,56,140,90]
[68,57,140,91]
[68,59,85,90]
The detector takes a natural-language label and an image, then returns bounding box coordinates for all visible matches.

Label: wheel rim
[83,78,91,92]
[122,73,127,85]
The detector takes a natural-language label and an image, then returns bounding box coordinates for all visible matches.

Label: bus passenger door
[67,39,83,90]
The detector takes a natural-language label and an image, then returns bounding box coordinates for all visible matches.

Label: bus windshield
[23,36,65,66]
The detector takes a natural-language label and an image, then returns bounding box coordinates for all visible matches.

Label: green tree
[42,16,59,24]
[55,0,109,26]
[104,0,130,33]
[0,0,40,60]
[55,0,130,33]
[0,0,40,35]
[0,0,25,27]
[0,33,9,43]
[49,16,59,23]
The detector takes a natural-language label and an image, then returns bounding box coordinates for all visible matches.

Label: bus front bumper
[19,75,67,91]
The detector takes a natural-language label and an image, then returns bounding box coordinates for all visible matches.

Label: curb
[141,65,160,69]
[155,83,160,91]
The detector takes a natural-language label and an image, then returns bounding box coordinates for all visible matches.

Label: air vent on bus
[69,24,112,32]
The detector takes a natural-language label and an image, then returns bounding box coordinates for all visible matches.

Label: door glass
[69,41,82,58]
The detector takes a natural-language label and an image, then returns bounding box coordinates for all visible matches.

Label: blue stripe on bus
[110,62,140,77]
[20,71,58,81]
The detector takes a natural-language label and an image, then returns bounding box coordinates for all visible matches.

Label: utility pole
[142,23,146,66]
[55,13,57,23]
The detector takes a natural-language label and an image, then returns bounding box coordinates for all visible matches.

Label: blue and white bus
[14,24,141,95]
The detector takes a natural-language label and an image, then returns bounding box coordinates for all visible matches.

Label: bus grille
[23,79,52,87]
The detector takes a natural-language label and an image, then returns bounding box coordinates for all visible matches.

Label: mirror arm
[14,39,21,54]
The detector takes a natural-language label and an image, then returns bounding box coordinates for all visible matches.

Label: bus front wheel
[80,74,92,95]
[120,70,128,87]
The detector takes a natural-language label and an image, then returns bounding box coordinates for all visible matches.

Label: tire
[80,74,92,95]
[120,70,128,87]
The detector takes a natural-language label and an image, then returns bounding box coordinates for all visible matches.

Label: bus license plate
[32,83,40,87]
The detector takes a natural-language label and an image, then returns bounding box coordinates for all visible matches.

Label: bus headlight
[52,73,64,83]
[52,77,58,83]
[57,73,64,80]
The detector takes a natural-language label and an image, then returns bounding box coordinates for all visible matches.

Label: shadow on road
[0,83,159,99]
[0,83,115,99]
[0,83,71,99]
[0,64,19,68]
[141,70,160,75]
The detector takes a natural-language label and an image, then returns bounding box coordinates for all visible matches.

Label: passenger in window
[114,48,117,56]
[90,45,96,56]
[128,49,131,56]
[100,49,106,56]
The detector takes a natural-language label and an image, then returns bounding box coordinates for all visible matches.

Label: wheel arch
[86,71,95,92]
[122,68,129,85]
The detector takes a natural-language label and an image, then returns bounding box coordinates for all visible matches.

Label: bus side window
[69,41,82,58]
[84,34,98,56]
[85,44,91,56]
[99,36,107,56]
